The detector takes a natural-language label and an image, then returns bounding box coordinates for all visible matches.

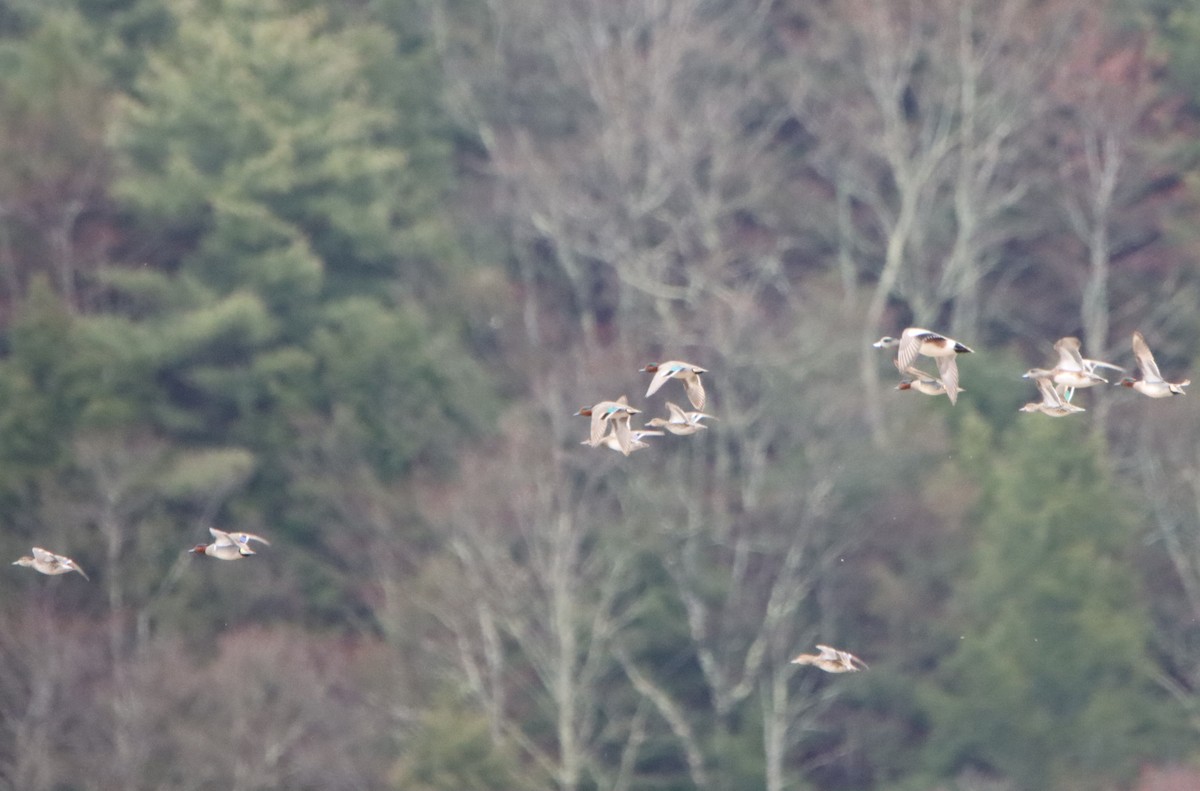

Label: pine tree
[919,416,1188,788]
[105,0,489,471]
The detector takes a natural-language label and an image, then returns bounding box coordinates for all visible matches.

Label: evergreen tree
[111,0,437,304]
[106,0,489,473]
[919,417,1188,789]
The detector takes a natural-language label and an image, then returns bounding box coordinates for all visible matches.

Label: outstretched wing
[895,333,925,375]
[208,527,241,548]
[934,356,960,405]
[611,413,635,456]
[64,559,89,580]
[231,532,270,547]
[31,547,56,563]
[664,401,689,423]
[1054,337,1086,372]
[1084,359,1124,374]
[589,409,610,447]
[814,644,841,661]
[844,651,869,671]
[644,367,674,398]
[683,372,706,410]
[1132,331,1164,383]
[1035,377,1066,407]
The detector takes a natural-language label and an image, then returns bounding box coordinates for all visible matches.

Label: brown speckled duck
[645,401,715,436]
[13,547,88,580]
[790,644,868,673]
[1019,375,1086,417]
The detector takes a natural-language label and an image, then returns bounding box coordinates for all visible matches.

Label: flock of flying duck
[574,327,1191,673]
[574,361,715,456]
[874,326,1189,416]
[12,329,1190,672]
[12,527,270,583]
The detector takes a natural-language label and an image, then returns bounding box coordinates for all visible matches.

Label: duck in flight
[1116,331,1189,398]
[575,396,642,456]
[874,328,973,406]
[190,527,271,560]
[640,361,708,410]
[1019,374,1086,417]
[645,401,715,436]
[790,644,868,673]
[12,547,89,580]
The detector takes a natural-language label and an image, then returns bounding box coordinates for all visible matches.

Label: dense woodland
[4,0,1200,789]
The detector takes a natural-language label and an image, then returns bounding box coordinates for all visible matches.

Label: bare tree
[432,0,798,349]
[607,292,875,791]
[792,0,1081,440]
[0,612,104,791]
[166,628,385,791]
[28,430,256,789]
[423,366,647,791]
[940,0,1071,337]
[1052,14,1164,362]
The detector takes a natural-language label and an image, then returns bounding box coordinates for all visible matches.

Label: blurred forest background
[4,0,1200,789]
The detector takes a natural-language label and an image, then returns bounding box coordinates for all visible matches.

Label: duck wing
[1035,377,1066,407]
[934,356,961,405]
[231,532,270,547]
[1083,358,1124,373]
[644,366,674,398]
[844,651,869,671]
[31,547,57,563]
[1132,331,1165,383]
[611,413,636,456]
[587,403,618,446]
[682,372,706,410]
[814,645,841,661]
[896,333,925,375]
[208,527,238,547]
[664,401,689,423]
[1054,337,1087,372]
[64,558,89,580]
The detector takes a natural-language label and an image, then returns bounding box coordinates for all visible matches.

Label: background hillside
[2,0,1200,789]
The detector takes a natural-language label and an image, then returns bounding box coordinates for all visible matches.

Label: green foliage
[390,695,525,791]
[918,418,1189,788]
[152,447,256,500]
[313,298,492,477]
[110,0,425,299]
[1157,1,1200,108]
[0,278,90,472]
[3,1,1199,789]
[0,6,105,145]
[101,0,491,478]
